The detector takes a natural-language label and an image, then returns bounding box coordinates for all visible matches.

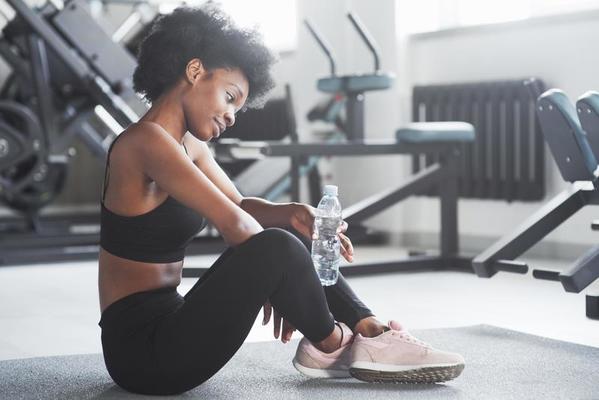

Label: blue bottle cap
[323,185,338,196]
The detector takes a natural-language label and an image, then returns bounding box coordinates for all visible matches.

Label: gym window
[220,0,297,53]
[158,0,298,53]
[402,0,599,34]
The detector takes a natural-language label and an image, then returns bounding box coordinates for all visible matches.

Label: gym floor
[1,244,597,362]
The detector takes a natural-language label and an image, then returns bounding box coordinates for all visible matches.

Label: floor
[0,245,598,362]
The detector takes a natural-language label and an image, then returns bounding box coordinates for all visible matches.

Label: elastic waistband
[99,286,183,332]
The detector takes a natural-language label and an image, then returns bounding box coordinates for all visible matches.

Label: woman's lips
[214,119,226,136]
[212,120,222,138]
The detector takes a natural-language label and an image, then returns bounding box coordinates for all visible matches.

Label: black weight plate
[1,161,68,212]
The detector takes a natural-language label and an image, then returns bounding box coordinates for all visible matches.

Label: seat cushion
[396,122,475,143]
[538,89,598,179]
[317,73,394,93]
[576,90,599,163]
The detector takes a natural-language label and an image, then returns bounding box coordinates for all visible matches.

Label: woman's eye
[226,92,235,102]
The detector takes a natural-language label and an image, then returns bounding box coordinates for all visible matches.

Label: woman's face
[182,63,249,141]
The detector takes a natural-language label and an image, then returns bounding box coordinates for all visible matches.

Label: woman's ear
[185,58,206,84]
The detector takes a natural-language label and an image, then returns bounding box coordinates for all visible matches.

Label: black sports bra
[100,134,207,263]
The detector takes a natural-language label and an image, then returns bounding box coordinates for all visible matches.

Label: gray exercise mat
[0,325,597,400]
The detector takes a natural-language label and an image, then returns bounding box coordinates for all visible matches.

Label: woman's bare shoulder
[182,132,211,162]
[111,122,179,160]
[118,121,171,145]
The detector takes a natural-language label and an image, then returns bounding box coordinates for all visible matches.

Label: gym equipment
[304,13,394,141]
[0,0,146,264]
[0,0,145,214]
[0,0,310,266]
[0,0,227,265]
[187,12,477,278]
[473,89,599,319]
[208,19,545,282]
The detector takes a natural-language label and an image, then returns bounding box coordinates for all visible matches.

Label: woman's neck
[139,86,187,143]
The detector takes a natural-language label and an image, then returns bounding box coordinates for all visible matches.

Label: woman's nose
[224,111,235,127]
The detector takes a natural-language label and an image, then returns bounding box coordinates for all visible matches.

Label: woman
[98,5,464,395]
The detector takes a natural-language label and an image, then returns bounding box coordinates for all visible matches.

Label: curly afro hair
[133,5,277,109]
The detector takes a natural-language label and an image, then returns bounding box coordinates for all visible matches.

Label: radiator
[412,78,546,202]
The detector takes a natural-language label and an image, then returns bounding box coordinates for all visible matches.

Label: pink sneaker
[292,322,354,378]
[349,320,465,384]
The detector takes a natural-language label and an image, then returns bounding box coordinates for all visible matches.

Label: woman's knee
[248,228,306,254]
[244,228,312,272]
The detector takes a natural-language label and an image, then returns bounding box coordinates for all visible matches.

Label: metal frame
[0,1,324,266]
[5,0,140,127]
[472,181,599,320]
[472,88,599,319]
[1,1,469,275]
[0,0,154,266]
[304,13,390,141]
[183,139,472,278]
[473,181,599,278]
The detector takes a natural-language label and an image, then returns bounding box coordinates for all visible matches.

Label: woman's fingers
[339,232,354,262]
[337,220,348,234]
[282,319,296,343]
[262,302,272,325]
[273,310,282,339]
[269,307,296,343]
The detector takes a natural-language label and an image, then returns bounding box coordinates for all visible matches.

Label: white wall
[401,9,599,253]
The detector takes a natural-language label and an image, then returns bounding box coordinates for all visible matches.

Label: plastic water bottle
[311,185,342,286]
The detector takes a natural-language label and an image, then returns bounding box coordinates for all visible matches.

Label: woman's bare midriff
[99,248,183,313]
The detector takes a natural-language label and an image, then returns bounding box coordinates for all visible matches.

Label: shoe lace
[390,331,431,348]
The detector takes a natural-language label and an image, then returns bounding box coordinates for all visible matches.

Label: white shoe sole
[349,361,465,384]
[292,358,352,379]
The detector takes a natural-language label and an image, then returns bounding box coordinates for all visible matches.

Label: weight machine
[0,0,332,265]
[473,89,599,319]
[184,12,477,278]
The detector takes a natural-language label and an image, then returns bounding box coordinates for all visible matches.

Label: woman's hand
[262,301,296,343]
[289,203,354,263]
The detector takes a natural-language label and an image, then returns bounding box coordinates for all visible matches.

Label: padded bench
[317,72,394,94]
[396,122,475,143]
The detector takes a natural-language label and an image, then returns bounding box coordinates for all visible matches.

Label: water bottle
[311,185,342,286]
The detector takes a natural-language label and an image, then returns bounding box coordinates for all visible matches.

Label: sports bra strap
[102,135,191,201]
[102,134,124,202]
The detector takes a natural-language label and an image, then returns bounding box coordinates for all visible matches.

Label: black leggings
[99,228,373,395]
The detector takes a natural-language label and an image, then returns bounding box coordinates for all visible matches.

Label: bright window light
[400,0,442,34]
[457,0,530,26]
[219,0,297,53]
[157,0,297,53]
[530,0,599,16]
[402,0,599,34]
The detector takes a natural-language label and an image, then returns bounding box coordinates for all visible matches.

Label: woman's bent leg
[151,228,336,393]
[323,275,374,330]
[286,228,375,330]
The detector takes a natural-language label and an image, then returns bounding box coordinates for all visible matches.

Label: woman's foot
[314,322,346,353]
[354,316,392,338]
[349,320,465,384]
[292,322,354,378]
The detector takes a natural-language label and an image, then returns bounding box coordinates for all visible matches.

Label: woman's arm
[239,197,297,228]
[186,134,297,228]
[129,123,263,246]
